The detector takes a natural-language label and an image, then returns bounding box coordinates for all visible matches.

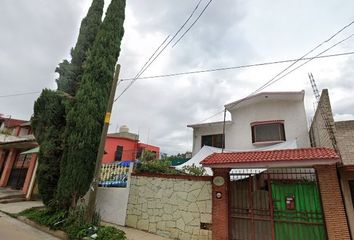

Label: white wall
[226,99,310,150]
[94,164,134,226]
[192,124,231,156]
[191,98,310,155]
[96,187,130,226]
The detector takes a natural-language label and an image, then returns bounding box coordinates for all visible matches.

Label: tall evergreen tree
[32,90,67,205]
[32,0,104,206]
[56,0,104,95]
[56,0,126,209]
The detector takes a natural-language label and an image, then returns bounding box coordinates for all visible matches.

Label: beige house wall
[126,174,212,240]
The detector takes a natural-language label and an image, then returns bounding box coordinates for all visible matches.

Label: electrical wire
[172,0,213,48]
[198,32,354,123]
[2,50,353,100]
[114,0,206,101]
[114,36,171,101]
[250,20,354,95]
[120,51,354,81]
[254,33,354,94]
[0,91,40,98]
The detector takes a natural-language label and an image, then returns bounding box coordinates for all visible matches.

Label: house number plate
[213,176,225,186]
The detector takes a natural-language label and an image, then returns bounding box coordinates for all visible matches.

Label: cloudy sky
[1,0,354,154]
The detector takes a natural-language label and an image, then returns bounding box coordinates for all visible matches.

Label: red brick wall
[315,164,351,240]
[212,168,230,240]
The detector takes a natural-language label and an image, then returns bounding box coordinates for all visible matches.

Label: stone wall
[126,173,212,240]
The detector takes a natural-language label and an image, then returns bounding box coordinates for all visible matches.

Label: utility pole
[86,64,121,222]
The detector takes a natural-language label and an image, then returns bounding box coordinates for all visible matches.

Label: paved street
[0,212,59,240]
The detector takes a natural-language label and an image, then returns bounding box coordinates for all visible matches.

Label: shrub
[96,226,127,240]
[181,164,206,176]
[135,160,178,174]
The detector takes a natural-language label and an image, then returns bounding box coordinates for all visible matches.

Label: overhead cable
[120,51,354,82]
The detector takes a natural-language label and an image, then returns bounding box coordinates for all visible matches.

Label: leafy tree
[32,0,104,206]
[56,0,126,209]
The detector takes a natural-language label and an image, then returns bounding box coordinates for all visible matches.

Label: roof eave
[202,158,339,168]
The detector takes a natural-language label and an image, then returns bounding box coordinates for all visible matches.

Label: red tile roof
[2,118,27,128]
[201,148,339,166]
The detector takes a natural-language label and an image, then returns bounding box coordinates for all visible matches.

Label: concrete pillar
[315,164,351,240]
[22,154,37,194]
[212,168,230,240]
[0,149,17,187]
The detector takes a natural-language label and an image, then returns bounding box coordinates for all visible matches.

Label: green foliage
[32,0,104,207]
[181,164,206,176]
[56,0,104,95]
[20,205,104,240]
[20,208,67,230]
[140,150,157,162]
[135,160,178,174]
[96,226,126,240]
[56,0,126,209]
[32,89,67,205]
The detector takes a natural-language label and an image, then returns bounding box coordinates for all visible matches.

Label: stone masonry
[126,174,212,240]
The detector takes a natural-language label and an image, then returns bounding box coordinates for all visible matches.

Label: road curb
[17,216,67,239]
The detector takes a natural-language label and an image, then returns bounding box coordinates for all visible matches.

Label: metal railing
[98,162,131,188]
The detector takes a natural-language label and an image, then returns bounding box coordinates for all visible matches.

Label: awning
[20,146,40,155]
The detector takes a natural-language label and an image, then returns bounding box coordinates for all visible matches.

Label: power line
[120,51,354,82]
[133,0,204,79]
[135,35,171,78]
[114,0,206,101]
[250,20,354,95]
[114,36,170,101]
[198,32,354,123]
[172,0,213,48]
[255,33,354,93]
[0,91,40,98]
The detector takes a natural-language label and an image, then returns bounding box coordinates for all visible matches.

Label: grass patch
[20,207,126,240]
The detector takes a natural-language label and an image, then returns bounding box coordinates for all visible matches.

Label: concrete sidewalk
[103,222,172,240]
[0,200,44,214]
[0,201,171,240]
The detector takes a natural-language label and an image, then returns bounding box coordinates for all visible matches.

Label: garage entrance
[230,168,326,240]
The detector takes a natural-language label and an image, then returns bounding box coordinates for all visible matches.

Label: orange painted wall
[102,137,138,164]
[102,137,160,164]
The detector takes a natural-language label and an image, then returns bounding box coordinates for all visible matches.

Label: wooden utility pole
[86,64,121,222]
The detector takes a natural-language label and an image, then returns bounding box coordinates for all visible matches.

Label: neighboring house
[102,125,160,164]
[188,91,310,156]
[0,115,38,199]
[309,89,354,237]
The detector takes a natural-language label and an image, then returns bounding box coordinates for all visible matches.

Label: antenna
[308,73,340,155]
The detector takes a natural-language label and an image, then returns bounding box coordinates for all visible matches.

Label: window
[115,145,123,161]
[251,121,285,143]
[349,180,354,208]
[201,134,223,148]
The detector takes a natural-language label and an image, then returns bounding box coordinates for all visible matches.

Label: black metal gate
[7,154,30,190]
[230,168,326,240]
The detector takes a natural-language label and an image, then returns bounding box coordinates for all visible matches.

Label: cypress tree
[56,0,126,209]
[32,0,104,206]
[56,0,104,95]
[32,90,67,205]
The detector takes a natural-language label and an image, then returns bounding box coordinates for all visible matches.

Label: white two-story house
[188,91,310,156]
